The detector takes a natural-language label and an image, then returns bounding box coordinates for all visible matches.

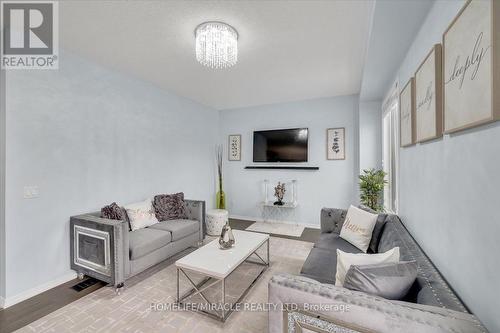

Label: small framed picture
[414,44,443,143]
[228,134,241,161]
[400,78,416,147]
[327,128,345,160]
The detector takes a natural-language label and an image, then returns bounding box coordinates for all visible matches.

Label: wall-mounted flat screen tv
[253,128,308,162]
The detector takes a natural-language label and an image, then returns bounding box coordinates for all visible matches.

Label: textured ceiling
[59,0,374,110]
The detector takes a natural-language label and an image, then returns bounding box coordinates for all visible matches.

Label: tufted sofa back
[378,215,468,313]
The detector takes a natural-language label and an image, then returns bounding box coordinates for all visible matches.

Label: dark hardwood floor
[0,218,319,333]
[0,278,106,333]
[230,218,320,243]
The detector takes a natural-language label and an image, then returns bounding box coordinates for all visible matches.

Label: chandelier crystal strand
[195,22,238,69]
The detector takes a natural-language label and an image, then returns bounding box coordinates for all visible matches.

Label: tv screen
[253,128,308,162]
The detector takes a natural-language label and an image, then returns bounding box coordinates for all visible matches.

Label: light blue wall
[359,101,382,172]
[4,50,219,300]
[0,68,5,303]
[391,1,499,331]
[219,96,359,226]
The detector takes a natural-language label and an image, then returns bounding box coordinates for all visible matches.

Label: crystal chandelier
[195,21,238,69]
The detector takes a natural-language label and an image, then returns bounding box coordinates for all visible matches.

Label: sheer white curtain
[382,82,399,213]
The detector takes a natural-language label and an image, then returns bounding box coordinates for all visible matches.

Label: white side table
[206,209,228,236]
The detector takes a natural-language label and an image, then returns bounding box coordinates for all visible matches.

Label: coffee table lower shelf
[175,238,270,322]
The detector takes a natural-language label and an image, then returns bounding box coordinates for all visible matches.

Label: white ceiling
[360,0,433,102]
[59,0,374,110]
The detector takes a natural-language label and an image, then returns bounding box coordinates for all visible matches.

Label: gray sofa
[70,199,205,291]
[268,208,488,333]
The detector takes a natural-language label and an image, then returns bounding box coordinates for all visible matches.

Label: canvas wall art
[327,128,345,160]
[443,0,500,133]
[415,44,443,143]
[400,78,416,147]
[228,134,241,161]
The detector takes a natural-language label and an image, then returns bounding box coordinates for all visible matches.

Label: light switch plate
[23,186,39,199]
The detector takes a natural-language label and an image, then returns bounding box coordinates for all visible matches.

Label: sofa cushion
[148,219,199,241]
[153,193,187,221]
[377,216,406,254]
[101,202,127,221]
[343,261,417,300]
[369,214,387,253]
[124,199,159,231]
[335,247,400,287]
[339,205,378,253]
[303,233,363,284]
[300,248,339,284]
[314,233,364,253]
[101,202,131,230]
[357,205,387,253]
[129,228,171,260]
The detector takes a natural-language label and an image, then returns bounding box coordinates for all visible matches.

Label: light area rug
[17,236,313,333]
[245,221,305,237]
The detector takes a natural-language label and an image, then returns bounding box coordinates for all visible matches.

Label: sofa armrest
[184,200,206,242]
[70,213,129,284]
[320,208,346,233]
[268,273,487,333]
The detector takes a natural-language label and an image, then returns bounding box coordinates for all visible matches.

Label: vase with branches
[359,168,387,212]
[216,145,226,209]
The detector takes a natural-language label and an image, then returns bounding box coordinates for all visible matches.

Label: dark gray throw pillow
[343,261,418,300]
[153,192,187,221]
[369,214,387,253]
[358,205,387,253]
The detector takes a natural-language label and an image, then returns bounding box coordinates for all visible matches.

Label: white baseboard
[0,296,4,309]
[2,271,77,308]
[230,214,320,230]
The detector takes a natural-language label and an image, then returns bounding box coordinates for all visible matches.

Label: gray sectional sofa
[268,208,488,333]
[70,199,205,291]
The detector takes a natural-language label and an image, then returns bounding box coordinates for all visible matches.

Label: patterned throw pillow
[124,199,159,231]
[153,192,187,221]
[101,202,128,222]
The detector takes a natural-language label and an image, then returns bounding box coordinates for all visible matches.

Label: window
[382,83,399,213]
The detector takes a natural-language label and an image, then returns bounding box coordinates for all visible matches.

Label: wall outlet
[23,186,39,199]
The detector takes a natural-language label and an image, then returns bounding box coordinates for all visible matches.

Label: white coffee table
[175,230,270,322]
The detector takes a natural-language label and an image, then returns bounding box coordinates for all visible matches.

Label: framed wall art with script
[415,44,443,143]
[400,78,416,147]
[326,128,345,160]
[443,0,500,133]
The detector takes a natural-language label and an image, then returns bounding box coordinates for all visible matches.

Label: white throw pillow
[335,247,400,287]
[339,205,378,252]
[125,199,159,231]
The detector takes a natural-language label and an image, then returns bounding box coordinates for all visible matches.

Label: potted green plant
[359,168,387,212]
